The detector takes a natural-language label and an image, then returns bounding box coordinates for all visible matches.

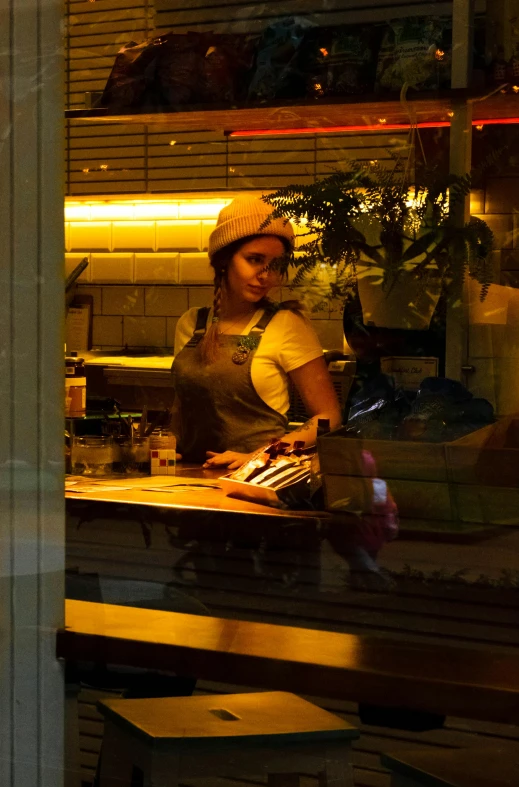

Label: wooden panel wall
[66,0,472,195]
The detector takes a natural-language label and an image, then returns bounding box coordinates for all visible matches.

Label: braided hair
[199,234,292,364]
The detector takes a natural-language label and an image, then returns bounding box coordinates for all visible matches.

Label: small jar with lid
[149,429,177,452]
[65,352,87,417]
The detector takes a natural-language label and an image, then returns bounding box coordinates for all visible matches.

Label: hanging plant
[261,156,495,329]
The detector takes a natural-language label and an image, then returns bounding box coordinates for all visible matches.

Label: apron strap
[249,300,296,334]
[186,301,295,344]
[249,302,278,334]
[184,306,211,347]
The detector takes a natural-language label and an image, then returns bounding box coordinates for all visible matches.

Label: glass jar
[121,436,151,475]
[71,436,113,476]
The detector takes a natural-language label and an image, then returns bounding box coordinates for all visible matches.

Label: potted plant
[262,160,494,330]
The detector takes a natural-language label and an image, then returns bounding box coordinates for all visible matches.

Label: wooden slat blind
[65,0,452,194]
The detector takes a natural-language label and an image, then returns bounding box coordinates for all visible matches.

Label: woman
[172,196,341,468]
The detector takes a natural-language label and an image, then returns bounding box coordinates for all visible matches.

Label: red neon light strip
[228,117,519,137]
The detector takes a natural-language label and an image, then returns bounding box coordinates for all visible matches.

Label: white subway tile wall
[90,253,134,284]
[92,316,123,347]
[102,286,144,316]
[123,316,167,347]
[144,287,188,317]
[69,221,111,252]
[473,214,514,250]
[179,253,212,284]
[156,220,202,252]
[179,201,227,219]
[74,285,101,314]
[67,196,344,350]
[135,253,179,284]
[112,221,155,251]
[66,252,91,283]
[188,287,213,309]
[201,220,216,251]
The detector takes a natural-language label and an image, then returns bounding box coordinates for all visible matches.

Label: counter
[82,350,175,410]
[65,465,325,520]
[65,464,325,622]
[82,350,174,370]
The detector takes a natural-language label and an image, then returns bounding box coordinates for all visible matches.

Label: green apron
[171,305,288,462]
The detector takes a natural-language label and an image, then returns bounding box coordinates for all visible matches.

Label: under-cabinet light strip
[228,117,519,137]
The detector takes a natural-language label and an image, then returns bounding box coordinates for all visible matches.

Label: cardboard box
[318,421,519,525]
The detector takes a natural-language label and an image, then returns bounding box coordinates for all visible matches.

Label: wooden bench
[58,599,519,727]
[381,745,519,786]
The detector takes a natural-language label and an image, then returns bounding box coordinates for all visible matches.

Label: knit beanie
[208,196,295,259]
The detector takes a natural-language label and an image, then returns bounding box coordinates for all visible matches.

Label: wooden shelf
[65,91,519,132]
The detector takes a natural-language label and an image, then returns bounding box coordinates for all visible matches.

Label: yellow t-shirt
[174,307,323,415]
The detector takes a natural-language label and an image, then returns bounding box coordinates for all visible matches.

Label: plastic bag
[310,26,380,97]
[375,16,451,92]
[200,33,258,104]
[154,31,258,107]
[248,17,318,102]
[346,373,410,438]
[399,377,494,441]
[101,38,162,109]
[155,32,208,106]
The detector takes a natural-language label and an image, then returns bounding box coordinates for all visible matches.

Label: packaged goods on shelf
[310,26,381,98]
[375,16,452,93]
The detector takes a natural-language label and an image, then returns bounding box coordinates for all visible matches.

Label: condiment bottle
[65,352,86,417]
[317,418,331,437]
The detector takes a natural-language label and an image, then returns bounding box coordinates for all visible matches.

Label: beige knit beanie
[208,196,295,260]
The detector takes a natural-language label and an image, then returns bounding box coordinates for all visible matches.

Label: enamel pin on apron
[232,336,259,365]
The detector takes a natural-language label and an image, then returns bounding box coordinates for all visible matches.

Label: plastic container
[65,353,87,417]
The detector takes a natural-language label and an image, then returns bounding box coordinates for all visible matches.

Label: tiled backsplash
[68,181,519,354]
[77,283,344,351]
[67,194,344,351]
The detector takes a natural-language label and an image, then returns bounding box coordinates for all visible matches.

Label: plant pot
[357,261,442,330]
[352,216,442,329]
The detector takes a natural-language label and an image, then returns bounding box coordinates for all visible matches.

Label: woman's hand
[203,450,253,470]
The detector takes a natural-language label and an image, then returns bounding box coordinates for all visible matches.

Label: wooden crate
[318,421,519,525]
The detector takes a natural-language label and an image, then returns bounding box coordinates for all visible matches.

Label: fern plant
[262,160,494,317]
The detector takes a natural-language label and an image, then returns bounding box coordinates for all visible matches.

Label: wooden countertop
[65,465,327,520]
